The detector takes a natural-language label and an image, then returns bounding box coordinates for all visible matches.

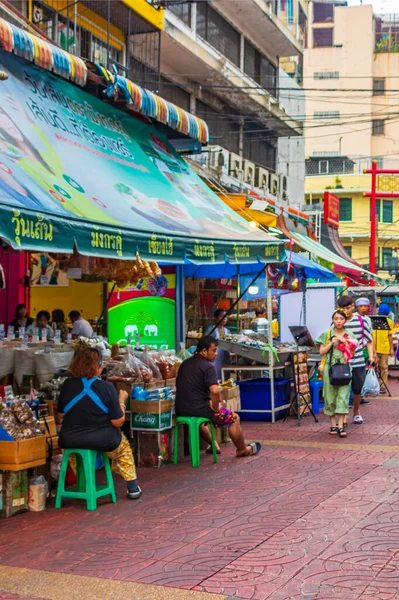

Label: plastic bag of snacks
[177,343,191,361]
[138,348,162,380]
[14,348,36,386]
[34,350,74,384]
[28,475,48,511]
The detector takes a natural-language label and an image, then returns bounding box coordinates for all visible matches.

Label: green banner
[0,51,282,263]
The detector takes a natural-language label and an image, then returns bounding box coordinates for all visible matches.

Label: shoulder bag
[328,337,352,386]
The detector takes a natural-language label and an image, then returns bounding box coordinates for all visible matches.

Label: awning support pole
[208,266,266,336]
[97,282,116,337]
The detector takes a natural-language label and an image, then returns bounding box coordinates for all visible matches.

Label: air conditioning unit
[244,160,256,187]
[229,152,244,180]
[255,167,270,192]
[269,173,280,196]
[207,145,229,175]
[280,174,288,201]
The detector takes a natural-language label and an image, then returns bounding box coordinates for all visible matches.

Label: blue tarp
[182,250,337,281]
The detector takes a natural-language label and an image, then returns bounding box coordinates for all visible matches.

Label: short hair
[256,307,266,317]
[337,295,355,308]
[69,348,102,378]
[196,336,218,353]
[214,309,226,319]
[52,309,65,323]
[15,304,27,318]
[69,310,81,319]
[36,310,50,322]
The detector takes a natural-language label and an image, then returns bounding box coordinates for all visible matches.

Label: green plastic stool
[173,416,218,468]
[55,449,116,511]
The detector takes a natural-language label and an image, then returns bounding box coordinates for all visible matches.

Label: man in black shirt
[176,336,261,457]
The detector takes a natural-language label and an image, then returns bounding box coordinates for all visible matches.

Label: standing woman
[58,348,142,499]
[316,309,357,438]
[204,309,230,380]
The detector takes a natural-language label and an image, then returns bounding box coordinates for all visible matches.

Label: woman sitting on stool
[58,348,141,499]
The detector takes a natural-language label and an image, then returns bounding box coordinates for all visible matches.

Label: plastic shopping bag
[361,368,380,398]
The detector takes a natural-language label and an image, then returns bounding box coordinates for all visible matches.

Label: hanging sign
[324,192,340,228]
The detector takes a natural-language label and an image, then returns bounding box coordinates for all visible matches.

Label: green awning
[0,51,282,264]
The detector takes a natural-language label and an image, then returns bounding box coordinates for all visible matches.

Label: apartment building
[304,1,399,273]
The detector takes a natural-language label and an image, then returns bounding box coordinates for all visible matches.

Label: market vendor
[175,336,261,458]
[9,304,34,332]
[69,310,93,338]
[251,307,268,335]
[52,309,69,342]
[57,348,142,499]
[204,309,230,380]
[26,310,54,339]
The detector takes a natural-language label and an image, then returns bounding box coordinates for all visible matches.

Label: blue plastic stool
[309,380,324,415]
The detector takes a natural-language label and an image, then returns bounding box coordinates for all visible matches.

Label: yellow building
[304,3,399,275]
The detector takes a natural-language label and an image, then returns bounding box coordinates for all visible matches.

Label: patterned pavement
[2,378,399,599]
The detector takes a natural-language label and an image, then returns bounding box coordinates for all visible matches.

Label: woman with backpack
[316,309,358,438]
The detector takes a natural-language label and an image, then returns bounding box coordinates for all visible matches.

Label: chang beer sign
[131,410,172,430]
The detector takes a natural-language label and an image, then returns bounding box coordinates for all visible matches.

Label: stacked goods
[52,251,161,288]
[130,386,174,430]
[220,378,241,412]
[106,353,154,386]
[0,398,45,440]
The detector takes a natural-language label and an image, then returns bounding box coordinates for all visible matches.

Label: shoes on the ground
[353,415,364,424]
[127,486,142,499]
[360,399,371,404]
[379,388,387,395]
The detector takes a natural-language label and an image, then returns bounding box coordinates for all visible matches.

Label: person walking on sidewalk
[355,297,375,405]
[373,303,394,393]
[337,295,374,425]
[316,309,357,438]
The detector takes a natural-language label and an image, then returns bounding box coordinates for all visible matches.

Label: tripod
[284,344,318,426]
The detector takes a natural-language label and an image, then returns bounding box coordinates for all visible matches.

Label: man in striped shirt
[337,295,374,424]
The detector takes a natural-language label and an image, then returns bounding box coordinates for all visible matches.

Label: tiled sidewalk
[2,378,399,599]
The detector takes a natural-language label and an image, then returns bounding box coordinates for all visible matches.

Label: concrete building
[304,2,399,273]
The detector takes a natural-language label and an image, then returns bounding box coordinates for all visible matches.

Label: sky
[347,0,398,13]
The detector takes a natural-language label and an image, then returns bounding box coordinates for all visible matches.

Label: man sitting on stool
[175,336,261,458]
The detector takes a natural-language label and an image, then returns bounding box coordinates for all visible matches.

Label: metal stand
[284,346,318,425]
[376,365,392,397]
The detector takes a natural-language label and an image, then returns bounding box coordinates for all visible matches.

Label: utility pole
[364,161,399,279]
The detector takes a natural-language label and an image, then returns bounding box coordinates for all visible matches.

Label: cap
[355,297,370,307]
[378,303,390,316]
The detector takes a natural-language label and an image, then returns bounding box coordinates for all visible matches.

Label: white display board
[280,287,336,344]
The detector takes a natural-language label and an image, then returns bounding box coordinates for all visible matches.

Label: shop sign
[324,192,339,228]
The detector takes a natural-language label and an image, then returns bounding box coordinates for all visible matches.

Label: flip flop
[338,428,347,438]
[206,446,221,455]
[236,442,261,458]
[329,427,338,435]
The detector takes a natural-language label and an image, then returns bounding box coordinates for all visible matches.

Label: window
[314,71,340,80]
[313,27,333,48]
[371,157,384,169]
[343,245,352,257]
[339,198,352,222]
[243,120,277,170]
[372,119,385,135]
[196,100,240,154]
[168,3,191,27]
[319,160,329,174]
[313,2,334,23]
[381,247,393,269]
[373,79,385,96]
[244,40,276,96]
[314,111,340,120]
[197,3,240,66]
[375,199,393,223]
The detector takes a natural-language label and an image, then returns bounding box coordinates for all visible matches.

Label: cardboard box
[144,380,165,391]
[130,399,173,430]
[165,378,176,388]
[40,416,57,440]
[0,470,28,518]
[45,399,55,416]
[0,436,47,468]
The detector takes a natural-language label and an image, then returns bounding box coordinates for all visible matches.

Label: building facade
[304,2,399,273]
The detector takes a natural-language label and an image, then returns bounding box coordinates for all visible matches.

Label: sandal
[206,446,221,455]
[236,442,261,458]
[338,427,347,438]
[329,427,338,435]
